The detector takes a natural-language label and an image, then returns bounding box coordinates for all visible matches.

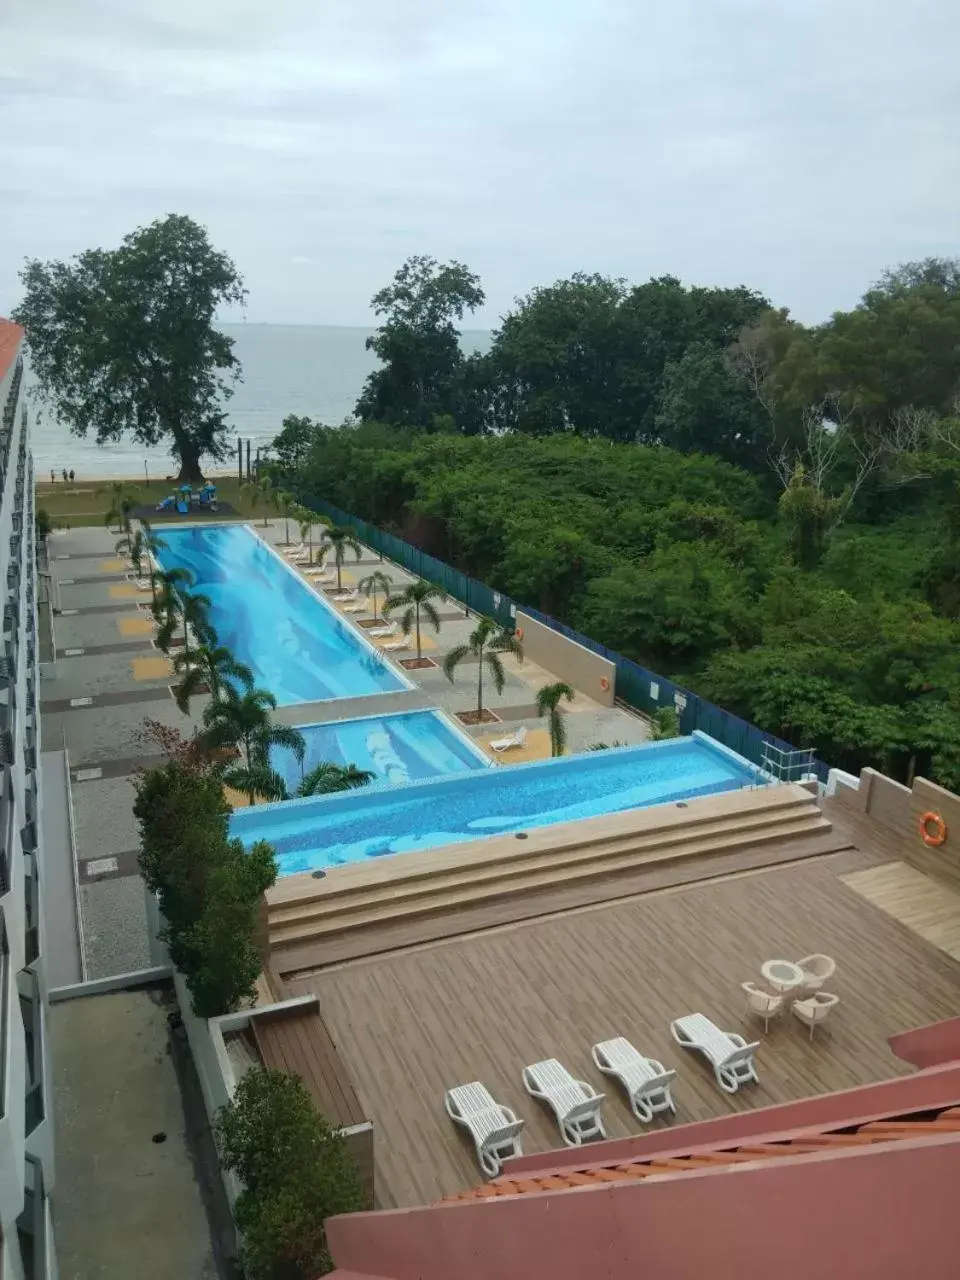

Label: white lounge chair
[670,1014,760,1094]
[133,578,152,592]
[797,955,836,992]
[307,567,333,581]
[282,543,306,558]
[332,587,359,601]
[792,991,839,1040]
[381,637,411,652]
[444,1082,524,1178]
[368,620,397,638]
[741,981,784,1032]
[343,598,369,614]
[522,1058,606,1147]
[591,1037,677,1123]
[490,726,527,753]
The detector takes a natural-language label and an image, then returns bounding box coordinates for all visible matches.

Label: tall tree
[200,687,305,806]
[321,526,363,590]
[14,214,246,481]
[443,616,523,719]
[296,762,374,798]
[654,344,769,468]
[356,255,485,427]
[171,642,254,714]
[536,681,575,756]
[270,415,320,472]
[382,579,445,661]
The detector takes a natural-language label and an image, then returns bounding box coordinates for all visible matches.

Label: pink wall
[889,1017,960,1070]
[329,1135,960,1280]
[500,1060,960,1176]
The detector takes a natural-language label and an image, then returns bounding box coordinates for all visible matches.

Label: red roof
[0,318,24,382]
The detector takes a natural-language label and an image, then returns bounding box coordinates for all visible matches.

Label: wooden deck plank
[251,1006,366,1128]
[285,848,960,1209]
[840,861,960,959]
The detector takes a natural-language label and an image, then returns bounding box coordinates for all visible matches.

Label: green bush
[215,1068,365,1279]
[35,508,52,539]
[133,741,277,1017]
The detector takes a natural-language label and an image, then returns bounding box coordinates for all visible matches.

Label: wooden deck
[841,861,960,960]
[251,1001,366,1127]
[285,845,960,1208]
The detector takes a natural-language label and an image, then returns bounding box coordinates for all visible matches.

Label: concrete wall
[328,1135,960,1280]
[904,777,960,893]
[860,767,911,837]
[515,611,615,707]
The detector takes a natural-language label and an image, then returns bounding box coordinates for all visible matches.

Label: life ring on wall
[919,811,947,847]
[515,627,524,641]
[600,677,611,692]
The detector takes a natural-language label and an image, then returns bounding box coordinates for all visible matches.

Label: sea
[28,324,491,480]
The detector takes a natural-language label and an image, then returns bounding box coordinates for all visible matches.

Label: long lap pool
[154,524,408,704]
[232,732,759,875]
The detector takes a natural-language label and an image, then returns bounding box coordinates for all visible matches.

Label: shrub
[35,508,52,539]
[215,1068,365,1279]
[133,729,277,1017]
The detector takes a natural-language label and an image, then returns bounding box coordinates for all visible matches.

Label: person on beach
[61,468,67,482]
[49,470,55,484]
[69,469,75,482]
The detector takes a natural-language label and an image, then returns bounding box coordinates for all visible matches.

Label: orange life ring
[600,677,610,692]
[515,627,524,641]
[919,811,947,847]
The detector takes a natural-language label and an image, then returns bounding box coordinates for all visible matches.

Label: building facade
[0,318,56,1278]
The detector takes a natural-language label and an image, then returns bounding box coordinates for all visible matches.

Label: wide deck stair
[267,784,848,973]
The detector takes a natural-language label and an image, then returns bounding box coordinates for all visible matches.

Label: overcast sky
[2,0,958,327]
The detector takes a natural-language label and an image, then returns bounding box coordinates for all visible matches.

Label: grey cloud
[1,0,959,325]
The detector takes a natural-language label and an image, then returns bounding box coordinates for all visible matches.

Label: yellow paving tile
[99,558,125,573]
[109,583,140,599]
[479,726,554,764]
[118,616,155,637]
[131,655,173,681]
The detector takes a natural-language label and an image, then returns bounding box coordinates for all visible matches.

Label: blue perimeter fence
[303,493,830,784]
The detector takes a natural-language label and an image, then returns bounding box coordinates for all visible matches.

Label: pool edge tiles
[153,522,412,706]
[232,733,761,876]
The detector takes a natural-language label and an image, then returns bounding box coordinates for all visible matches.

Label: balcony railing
[20,970,43,1136]
[16,1153,47,1280]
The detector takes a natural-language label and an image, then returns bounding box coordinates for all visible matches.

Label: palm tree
[151,567,195,652]
[100,481,140,533]
[117,520,167,602]
[271,490,298,544]
[443,616,523,721]
[298,510,329,564]
[296,762,374,798]
[171,642,254,714]
[321,526,364,590]
[358,570,393,620]
[536,681,575,756]
[241,476,273,527]
[383,579,445,661]
[650,707,681,740]
[200,687,305,806]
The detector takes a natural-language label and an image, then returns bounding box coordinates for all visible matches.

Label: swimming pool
[232,732,759,875]
[154,524,408,705]
[270,709,490,793]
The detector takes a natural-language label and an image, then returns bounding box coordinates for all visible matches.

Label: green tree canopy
[356,255,485,427]
[14,214,245,481]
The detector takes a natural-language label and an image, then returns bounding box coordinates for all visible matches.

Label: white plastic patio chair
[670,1014,760,1094]
[797,955,836,992]
[522,1058,606,1147]
[368,620,397,638]
[591,1037,677,1123]
[444,1082,524,1178]
[741,982,784,1032]
[792,992,840,1040]
[490,726,527,753]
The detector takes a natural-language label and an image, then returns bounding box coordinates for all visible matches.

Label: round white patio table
[761,959,805,994]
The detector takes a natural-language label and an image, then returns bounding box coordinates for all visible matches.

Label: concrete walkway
[50,989,220,1279]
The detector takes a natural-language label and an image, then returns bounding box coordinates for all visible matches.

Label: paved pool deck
[42,518,650,978]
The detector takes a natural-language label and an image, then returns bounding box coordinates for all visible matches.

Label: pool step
[267,790,830,951]
[267,783,818,910]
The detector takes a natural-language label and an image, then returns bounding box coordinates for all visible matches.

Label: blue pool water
[231,733,759,875]
[154,525,407,705]
[271,709,489,793]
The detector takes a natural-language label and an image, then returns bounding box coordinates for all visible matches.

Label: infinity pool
[270,709,490,793]
[232,733,758,875]
[155,525,407,704]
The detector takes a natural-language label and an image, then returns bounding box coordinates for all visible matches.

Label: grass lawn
[34,475,263,528]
